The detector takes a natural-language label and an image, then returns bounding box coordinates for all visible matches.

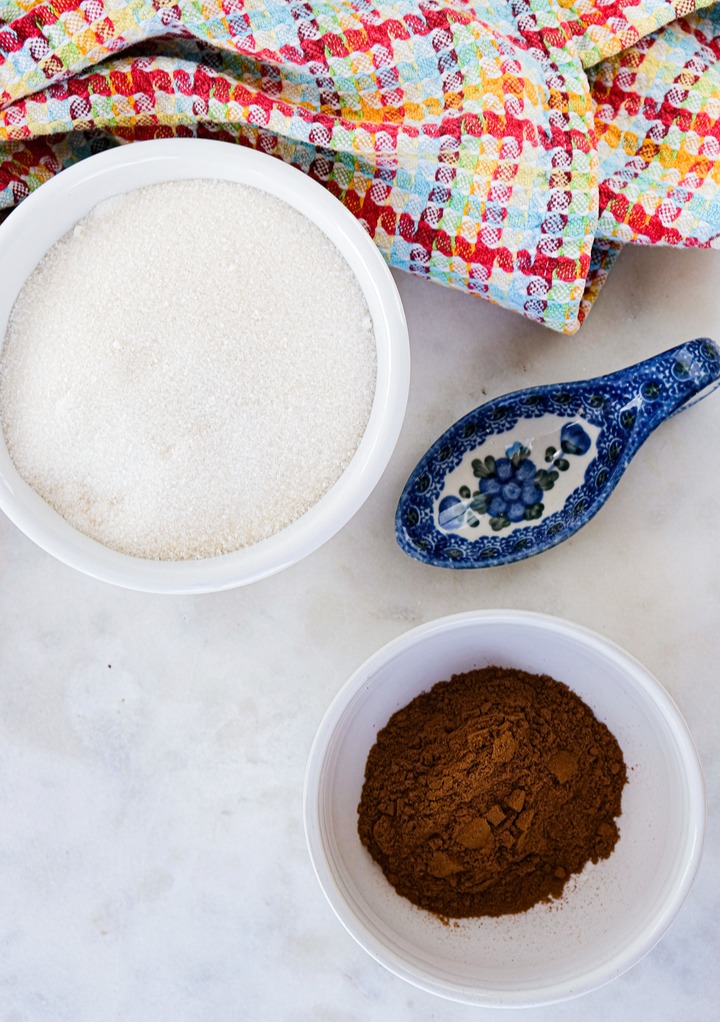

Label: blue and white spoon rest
[395,338,720,569]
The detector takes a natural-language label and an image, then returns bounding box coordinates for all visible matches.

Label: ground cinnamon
[357,666,627,918]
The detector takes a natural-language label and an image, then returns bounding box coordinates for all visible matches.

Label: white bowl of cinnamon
[303,609,705,1007]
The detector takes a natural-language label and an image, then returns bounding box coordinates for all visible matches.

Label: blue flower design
[438,495,465,529]
[560,422,591,456]
[438,424,593,534]
[478,457,543,524]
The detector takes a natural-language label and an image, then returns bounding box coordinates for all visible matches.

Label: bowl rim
[303,608,707,1007]
[0,139,410,593]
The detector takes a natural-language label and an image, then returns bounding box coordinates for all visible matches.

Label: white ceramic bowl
[304,610,705,1007]
[0,139,409,593]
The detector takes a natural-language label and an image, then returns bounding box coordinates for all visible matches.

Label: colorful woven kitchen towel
[1,1,719,333]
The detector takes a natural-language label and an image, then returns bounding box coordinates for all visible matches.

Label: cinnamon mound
[357,666,627,918]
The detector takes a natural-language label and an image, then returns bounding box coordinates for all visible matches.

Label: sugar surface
[0,180,377,559]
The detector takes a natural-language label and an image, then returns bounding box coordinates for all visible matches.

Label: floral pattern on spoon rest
[395,339,720,568]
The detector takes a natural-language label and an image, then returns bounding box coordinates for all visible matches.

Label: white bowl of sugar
[0,140,409,592]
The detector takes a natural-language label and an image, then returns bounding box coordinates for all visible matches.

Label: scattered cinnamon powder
[357,666,627,918]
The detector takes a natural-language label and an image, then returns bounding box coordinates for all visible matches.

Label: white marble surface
[1,246,719,1021]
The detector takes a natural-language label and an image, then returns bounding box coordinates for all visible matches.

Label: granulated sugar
[0,179,377,559]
